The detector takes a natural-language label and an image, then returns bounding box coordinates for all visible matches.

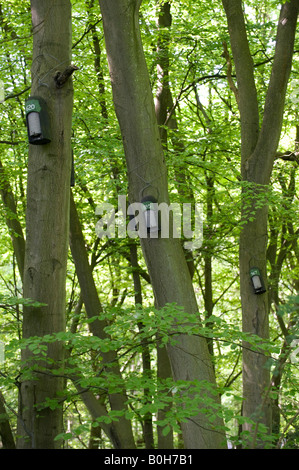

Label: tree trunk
[18,0,73,449]
[98,0,226,449]
[222,0,299,446]
[0,391,16,449]
[0,159,25,281]
[129,240,154,449]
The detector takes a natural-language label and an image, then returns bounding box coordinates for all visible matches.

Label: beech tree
[98,0,226,450]
[17,0,74,448]
[222,0,299,443]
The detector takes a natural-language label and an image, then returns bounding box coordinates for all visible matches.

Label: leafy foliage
[0,0,298,449]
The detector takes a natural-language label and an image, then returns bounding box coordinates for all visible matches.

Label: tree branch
[54,64,79,88]
[4,86,31,102]
[222,0,259,160]
[222,40,239,105]
[249,0,299,183]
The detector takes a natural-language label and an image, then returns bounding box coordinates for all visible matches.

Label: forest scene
[0,0,299,450]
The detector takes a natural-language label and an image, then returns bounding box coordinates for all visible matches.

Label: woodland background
[0,0,299,449]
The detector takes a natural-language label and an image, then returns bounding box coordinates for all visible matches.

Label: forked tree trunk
[18,0,73,448]
[222,0,299,446]
[98,0,226,449]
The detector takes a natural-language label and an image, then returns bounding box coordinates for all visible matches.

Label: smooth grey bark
[222,0,299,445]
[18,0,73,448]
[98,0,226,449]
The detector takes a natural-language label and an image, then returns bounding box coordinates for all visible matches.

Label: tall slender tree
[98,0,226,449]
[18,0,74,448]
[222,0,299,445]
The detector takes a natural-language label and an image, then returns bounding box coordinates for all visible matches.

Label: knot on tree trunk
[54,64,79,88]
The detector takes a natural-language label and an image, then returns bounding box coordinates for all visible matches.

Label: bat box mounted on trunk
[25,96,51,145]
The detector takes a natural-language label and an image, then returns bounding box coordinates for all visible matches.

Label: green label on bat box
[25,98,42,114]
